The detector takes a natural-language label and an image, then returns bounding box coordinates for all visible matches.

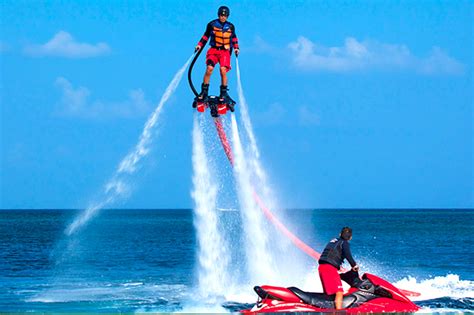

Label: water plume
[191,114,230,297]
[230,114,277,283]
[66,55,193,236]
[235,59,274,209]
[234,59,309,285]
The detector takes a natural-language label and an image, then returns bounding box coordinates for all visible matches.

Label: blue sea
[1,209,473,313]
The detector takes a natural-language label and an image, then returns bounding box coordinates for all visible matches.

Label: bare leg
[203,65,214,84]
[335,291,343,310]
[220,66,228,86]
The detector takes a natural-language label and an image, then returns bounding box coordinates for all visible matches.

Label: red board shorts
[206,47,231,71]
[318,263,343,295]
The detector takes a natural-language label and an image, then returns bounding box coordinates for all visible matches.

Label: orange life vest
[212,24,233,50]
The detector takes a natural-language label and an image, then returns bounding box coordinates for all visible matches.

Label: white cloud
[418,46,465,75]
[55,77,151,119]
[288,36,464,75]
[24,31,110,58]
[55,77,91,114]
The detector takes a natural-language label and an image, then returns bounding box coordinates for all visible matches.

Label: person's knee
[220,67,227,75]
[206,59,215,67]
[206,65,214,75]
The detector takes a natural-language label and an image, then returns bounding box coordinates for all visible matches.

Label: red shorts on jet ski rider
[194,6,239,104]
[318,227,359,310]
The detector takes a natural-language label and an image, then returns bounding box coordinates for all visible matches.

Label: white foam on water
[191,114,230,297]
[29,283,188,303]
[122,282,144,287]
[179,303,229,313]
[418,307,473,314]
[65,55,193,236]
[230,114,277,283]
[395,274,474,301]
[223,284,259,304]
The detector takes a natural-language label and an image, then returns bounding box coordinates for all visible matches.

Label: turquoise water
[0,209,472,312]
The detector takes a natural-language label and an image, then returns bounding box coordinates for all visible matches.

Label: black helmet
[340,227,352,240]
[218,6,230,17]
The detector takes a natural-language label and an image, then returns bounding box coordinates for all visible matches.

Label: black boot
[219,85,229,101]
[197,83,209,101]
[194,83,209,108]
[220,85,235,112]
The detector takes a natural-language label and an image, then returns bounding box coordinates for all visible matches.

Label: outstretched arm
[342,241,358,270]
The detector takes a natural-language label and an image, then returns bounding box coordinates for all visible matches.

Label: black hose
[188,48,204,97]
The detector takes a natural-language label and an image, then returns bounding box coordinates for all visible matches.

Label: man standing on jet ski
[194,5,239,104]
[318,227,359,310]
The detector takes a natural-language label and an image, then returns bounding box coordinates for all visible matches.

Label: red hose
[252,191,321,260]
[214,117,320,260]
[214,118,234,165]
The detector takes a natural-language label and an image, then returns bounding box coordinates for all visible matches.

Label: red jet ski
[243,272,420,313]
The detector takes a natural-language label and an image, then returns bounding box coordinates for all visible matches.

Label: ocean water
[0,209,473,313]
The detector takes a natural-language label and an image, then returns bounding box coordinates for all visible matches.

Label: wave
[417,297,474,313]
[395,274,474,312]
[395,274,474,301]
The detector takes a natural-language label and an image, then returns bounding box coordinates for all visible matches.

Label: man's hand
[195,45,201,52]
[352,265,359,272]
[234,48,239,57]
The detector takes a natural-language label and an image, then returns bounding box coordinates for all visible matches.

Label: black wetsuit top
[319,237,357,269]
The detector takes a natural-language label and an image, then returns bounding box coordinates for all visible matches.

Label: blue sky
[1,0,472,209]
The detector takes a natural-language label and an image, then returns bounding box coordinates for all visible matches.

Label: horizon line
[1,208,473,211]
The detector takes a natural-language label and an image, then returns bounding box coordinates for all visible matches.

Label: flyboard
[187,51,420,300]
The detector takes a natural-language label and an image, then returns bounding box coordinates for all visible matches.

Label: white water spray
[235,59,274,205]
[191,115,230,297]
[235,60,309,285]
[230,115,277,283]
[66,56,193,236]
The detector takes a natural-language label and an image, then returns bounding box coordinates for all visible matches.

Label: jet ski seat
[288,278,381,309]
[288,287,335,308]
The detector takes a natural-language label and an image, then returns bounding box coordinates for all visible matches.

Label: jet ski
[243,272,420,313]
[188,47,236,118]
